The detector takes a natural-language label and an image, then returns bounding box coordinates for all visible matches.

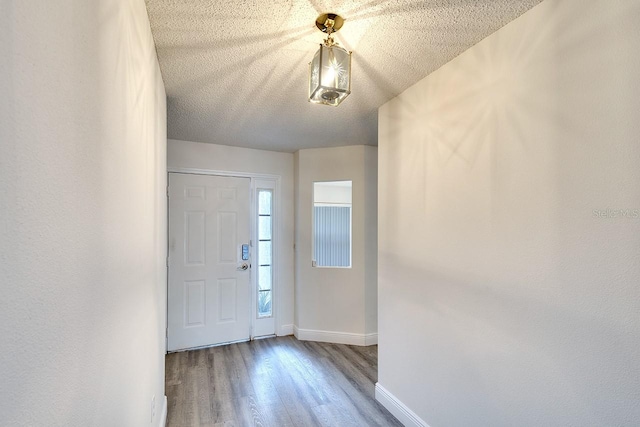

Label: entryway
[167,172,277,352]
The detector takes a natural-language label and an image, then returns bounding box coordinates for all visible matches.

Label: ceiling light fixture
[308,13,352,107]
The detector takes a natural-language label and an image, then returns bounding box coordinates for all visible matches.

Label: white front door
[167,173,251,352]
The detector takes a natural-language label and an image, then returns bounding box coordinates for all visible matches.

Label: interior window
[313,180,352,268]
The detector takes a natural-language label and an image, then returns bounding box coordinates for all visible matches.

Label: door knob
[237,262,249,271]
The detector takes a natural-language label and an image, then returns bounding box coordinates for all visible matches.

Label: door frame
[167,167,281,347]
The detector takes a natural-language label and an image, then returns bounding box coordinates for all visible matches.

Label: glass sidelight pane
[258,290,272,317]
[258,241,272,266]
[258,191,271,215]
[258,216,272,240]
[259,266,272,291]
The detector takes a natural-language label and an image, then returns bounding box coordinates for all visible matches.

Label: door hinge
[166,256,169,267]
[166,186,169,197]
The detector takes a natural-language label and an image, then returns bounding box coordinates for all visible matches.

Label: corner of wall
[364,145,378,335]
[293,151,300,327]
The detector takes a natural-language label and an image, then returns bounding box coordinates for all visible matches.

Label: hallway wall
[0,0,167,425]
[377,0,640,425]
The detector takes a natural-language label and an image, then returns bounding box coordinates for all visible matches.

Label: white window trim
[312,180,353,269]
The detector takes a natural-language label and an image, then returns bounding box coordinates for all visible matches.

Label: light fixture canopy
[309,13,352,107]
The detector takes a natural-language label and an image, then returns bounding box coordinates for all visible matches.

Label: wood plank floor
[165,336,402,427]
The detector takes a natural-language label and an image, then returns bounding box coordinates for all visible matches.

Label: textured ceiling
[146,0,543,152]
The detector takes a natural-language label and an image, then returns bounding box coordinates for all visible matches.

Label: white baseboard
[293,326,378,346]
[278,324,294,336]
[365,332,378,346]
[375,383,429,427]
[158,395,167,427]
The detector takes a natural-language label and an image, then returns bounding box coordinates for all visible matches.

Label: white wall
[314,182,353,205]
[167,139,295,335]
[0,1,167,426]
[295,145,378,344]
[378,0,640,426]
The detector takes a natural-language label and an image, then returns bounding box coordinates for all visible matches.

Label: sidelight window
[257,190,273,317]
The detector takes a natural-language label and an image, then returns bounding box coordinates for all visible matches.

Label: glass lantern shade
[309,44,352,106]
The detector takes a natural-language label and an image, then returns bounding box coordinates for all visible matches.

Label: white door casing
[167,173,251,351]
